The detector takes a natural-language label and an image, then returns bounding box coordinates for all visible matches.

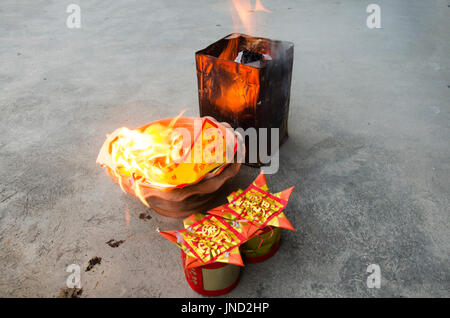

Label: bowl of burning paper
[97,114,243,218]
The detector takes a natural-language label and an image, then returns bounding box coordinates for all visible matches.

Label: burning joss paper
[159,214,256,269]
[96,114,238,206]
[209,172,295,231]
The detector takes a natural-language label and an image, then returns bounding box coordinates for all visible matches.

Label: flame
[202,35,260,113]
[208,1,271,113]
[111,124,183,180]
[230,0,271,34]
[102,112,233,207]
[255,0,271,12]
[218,35,239,60]
[213,57,260,113]
[110,111,188,206]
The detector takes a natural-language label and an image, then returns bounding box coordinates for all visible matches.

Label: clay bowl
[144,161,241,218]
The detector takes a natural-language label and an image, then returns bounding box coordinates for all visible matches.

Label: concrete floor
[0,0,449,297]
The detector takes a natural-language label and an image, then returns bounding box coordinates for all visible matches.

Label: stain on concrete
[58,287,83,298]
[139,213,152,220]
[106,239,125,248]
[86,257,102,272]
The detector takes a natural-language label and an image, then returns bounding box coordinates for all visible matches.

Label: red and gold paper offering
[160,213,255,296]
[159,173,295,294]
[209,172,295,231]
[160,213,257,269]
[209,172,294,262]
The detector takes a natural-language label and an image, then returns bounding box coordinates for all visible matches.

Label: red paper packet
[159,213,258,269]
[209,172,295,231]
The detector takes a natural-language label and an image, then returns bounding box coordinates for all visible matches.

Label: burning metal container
[196,33,294,166]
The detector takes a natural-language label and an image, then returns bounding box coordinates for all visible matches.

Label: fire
[108,112,190,206]
[254,0,271,13]
[218,35,239,60]
[230,0,271,34]
[110,112,185,187]
[213,55,260,114]
[209,0,271,113]
[97,113,237,208]
[206,34,260,114]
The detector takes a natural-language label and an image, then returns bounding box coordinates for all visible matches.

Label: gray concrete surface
[0,0,449,297]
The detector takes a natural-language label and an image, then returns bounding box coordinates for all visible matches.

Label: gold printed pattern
[227,187,285,228]
[181,216,242,263]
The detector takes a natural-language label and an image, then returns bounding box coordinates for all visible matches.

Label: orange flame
[205,34,260,113]
[101,112,233,207]
[214,52,260,113]
[110,111,188,206]
[218,35,239,60]
[230,0,271,34]
[255,0,271,12]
